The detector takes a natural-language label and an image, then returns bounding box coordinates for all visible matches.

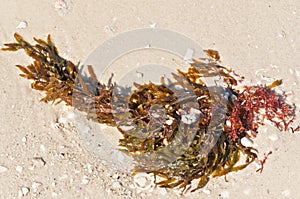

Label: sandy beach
[0,1,299,198]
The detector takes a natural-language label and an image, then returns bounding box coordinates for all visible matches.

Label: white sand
[0,0,299,198]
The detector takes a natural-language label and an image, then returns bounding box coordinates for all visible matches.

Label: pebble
[0,165,8,173]
[40,144,46,152]
[16,165,23,173]
[16,21,28,29]
[21,136,27,143]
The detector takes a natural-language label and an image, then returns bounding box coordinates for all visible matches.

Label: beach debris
[2,33,299,193]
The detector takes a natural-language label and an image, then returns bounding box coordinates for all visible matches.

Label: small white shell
[241,137,254,147]
[133,173,154,190]
[118,125,134,131]
[16,21,27,29]
[165,119,174,125]
[181,113,198,124]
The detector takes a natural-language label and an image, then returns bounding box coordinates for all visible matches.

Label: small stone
[112,181,122,189]
[16,21,28,29]
[0,165,8,173]
[16,165,23,173]
[21,136,27,143]
[40,144,46,152]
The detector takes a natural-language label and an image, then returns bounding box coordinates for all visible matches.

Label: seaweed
[2,33,299,192]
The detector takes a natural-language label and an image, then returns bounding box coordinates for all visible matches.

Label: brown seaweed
[2,33,299,193]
